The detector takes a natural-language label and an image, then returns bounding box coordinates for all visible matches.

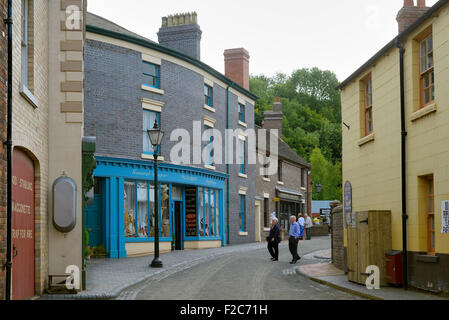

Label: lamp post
[316,182,322,194]
[148,122,164,268]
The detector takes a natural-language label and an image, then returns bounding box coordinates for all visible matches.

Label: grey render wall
[84,38,255,245]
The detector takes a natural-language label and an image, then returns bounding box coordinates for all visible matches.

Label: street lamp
[148,121,164,268]
[316,182,322,194]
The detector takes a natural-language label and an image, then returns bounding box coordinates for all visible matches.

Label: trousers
[288,236,300,261]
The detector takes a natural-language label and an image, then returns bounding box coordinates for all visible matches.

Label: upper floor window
[204,126,214,166]
[21,0,34,91]
[278,160,283,182]
[143,109,160,155]
[364,76,373,136]
[239,194,246,232]
[143,62,160,89]
[420,35,434,107]
[239,103,246,123]
[238,139,246,175]
[204,85,213,107]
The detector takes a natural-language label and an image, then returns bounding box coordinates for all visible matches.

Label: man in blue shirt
[289,216,301,264]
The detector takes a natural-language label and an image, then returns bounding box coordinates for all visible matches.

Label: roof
[85,12,258,101]
[338,0,449,89]
[256,125,311,168]
[312,201,332,214]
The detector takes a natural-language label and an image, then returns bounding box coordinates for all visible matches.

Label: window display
[137,182,148,238]
[124,181,136,238]
[161,184,170,238]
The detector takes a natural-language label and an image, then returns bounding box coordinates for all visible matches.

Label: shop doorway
[12,149,35,300]
[174,201,183,250]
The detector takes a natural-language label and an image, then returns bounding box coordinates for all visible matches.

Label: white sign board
[442,201,449,234]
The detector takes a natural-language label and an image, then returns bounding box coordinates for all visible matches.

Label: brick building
[1,0,86,300]
[84,12,258,258]
[255,98,311,241]
[0,0,7,301]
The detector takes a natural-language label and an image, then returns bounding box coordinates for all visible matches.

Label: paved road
[120,238,362,300]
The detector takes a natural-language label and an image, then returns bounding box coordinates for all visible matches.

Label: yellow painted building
[339,0,449,293]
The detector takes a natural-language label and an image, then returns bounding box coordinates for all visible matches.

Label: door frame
[173,200,184,250]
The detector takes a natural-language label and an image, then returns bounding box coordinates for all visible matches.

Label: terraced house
[84,12,258,258]
[339,0,449,293]
[0,0,87,300]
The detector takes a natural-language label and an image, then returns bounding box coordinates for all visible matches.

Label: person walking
[305,214,313,240]
[288,216,301,264]
[298,214,305,240]
[267,217,281,261]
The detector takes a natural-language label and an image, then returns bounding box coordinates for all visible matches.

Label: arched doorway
[12,149,35,300]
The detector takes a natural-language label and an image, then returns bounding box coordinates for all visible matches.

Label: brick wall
[84,38,256,245]
[331,204,344,270]
[0,0,7,301]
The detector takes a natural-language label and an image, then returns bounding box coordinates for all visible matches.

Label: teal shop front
[85,156,227,258]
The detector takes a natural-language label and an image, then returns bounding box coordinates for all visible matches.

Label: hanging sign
[344,181,353,227]
[442,201,449,234]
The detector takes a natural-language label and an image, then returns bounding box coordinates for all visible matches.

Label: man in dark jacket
[267,217,281,261]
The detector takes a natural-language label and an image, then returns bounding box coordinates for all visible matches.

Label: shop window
[137,182,149,238]
[420,35,434,107]
[161,184,170,238]
[143,110,160,155]
[425,176,435,255]
[143,61,160,89]
[197,187,220,238]
[240,195,246,232]
[264,198,269,228]
[204,84,213,107]
[124,181,136,238]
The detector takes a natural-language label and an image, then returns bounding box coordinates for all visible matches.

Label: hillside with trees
[250,68,342,201]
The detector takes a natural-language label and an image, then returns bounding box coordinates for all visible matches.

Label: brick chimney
[157,12,202,60]
[263,97,283,137]
[224,48,250,91]
[397,0,429,33]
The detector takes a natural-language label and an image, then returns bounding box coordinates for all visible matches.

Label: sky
[87,0,439,82]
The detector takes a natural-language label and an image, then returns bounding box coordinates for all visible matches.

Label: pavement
[296,253,449,300]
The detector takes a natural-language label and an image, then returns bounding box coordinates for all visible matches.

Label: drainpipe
[396,38,408,290]
[225,82,235,245]
[4,0,13,301]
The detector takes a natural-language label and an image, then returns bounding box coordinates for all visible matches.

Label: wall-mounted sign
[344,181,352,227]
[442,201,449,234]
[273,197,280,203]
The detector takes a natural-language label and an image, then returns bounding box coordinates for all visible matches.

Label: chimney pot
[397,0,429,33]
[404,0,414,7]
[417,0,426,7]
[275,96,280,103]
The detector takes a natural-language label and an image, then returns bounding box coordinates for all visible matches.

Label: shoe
[270,257,276,261]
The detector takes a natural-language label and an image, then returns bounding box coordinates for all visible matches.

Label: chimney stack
[397,0,429,33]
[158,12,202,60]
[224,48,250,91]
[263,97,283,137]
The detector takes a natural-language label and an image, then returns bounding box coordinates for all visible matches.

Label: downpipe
[396,38,408,290]
[225,82,235,246]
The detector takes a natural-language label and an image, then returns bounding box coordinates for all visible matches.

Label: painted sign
[344,181,352,227]
[12,149,35,300]
[442,201,449,234]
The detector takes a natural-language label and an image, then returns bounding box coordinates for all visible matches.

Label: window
[204,85,213,107]
[239,103,246,123]
[143,62,160,88]
[198,188,220,238]
[278,160,283,182]
[204,126,213,166]
[238,139,246,174]
[125,181,155,238]
[160,184,170,238]
[240,195,246,232]
[300,168,304,188]
[264,198,269,228]
[21,0,34,91]
[143,110,160,155]
[420,35,434,107]
[263,156,269,179]
[364,77,373,136]
[426,176,435,255]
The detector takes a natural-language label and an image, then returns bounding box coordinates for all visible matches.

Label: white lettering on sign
[19,178,33,191]
[12,201,31,215]
[12,229,33,239]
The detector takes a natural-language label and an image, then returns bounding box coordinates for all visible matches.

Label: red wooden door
[12,149,35,300]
